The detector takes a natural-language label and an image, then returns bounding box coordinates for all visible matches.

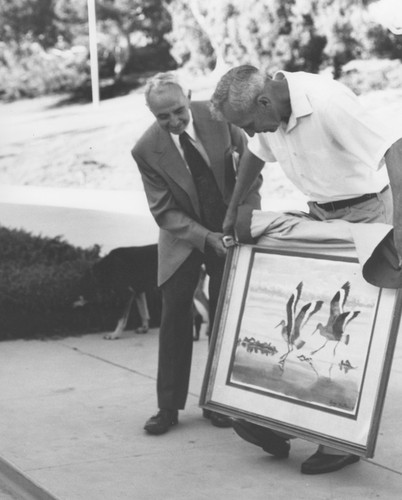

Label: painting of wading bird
[277,281,323,370]
[201,246,401,457]
[310,281,360,357]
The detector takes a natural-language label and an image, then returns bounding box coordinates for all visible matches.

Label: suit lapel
[154,126,201,216]
[150,103,226,217]
[192,104,225,194]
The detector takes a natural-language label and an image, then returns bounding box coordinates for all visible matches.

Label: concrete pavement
[1,186,402,498]
[0,328,402,500]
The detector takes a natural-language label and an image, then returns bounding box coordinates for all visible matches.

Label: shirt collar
[184,111,197,140]
[274,71,313,132]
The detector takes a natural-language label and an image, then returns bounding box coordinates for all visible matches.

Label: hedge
[0,226,153,340]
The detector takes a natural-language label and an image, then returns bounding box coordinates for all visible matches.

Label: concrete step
[0,457,60,500]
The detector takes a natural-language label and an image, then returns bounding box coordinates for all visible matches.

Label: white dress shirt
[248,71,400,203]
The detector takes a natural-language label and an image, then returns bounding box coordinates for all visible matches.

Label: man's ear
[187,90,192,101]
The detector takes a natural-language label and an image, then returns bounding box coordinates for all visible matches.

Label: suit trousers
[157,249,225,410]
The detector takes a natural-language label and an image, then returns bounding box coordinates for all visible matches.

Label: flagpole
[87,0,100,107]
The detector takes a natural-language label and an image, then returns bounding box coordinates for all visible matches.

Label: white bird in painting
[276,282,323,368]
[276,281,303,353]
[310,282,360,356]
[312,310,360,356]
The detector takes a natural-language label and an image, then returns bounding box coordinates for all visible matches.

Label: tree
[163,0,215,73]
[165,0,397,77]
[97,0,170,45]
[94,0,172,77]
[165,0,327,74]
[312,0,364,77]
[0,0,86,48]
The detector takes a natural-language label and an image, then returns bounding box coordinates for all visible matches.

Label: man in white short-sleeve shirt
[210,65,402,475]
[248,71,392,203]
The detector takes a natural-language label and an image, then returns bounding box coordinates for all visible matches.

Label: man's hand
[205,232,227,258]
[222,205,238,237]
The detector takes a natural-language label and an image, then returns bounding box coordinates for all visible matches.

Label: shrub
[339,58,402,94]
[0,226,100,265]
[0,38,89,101]
[0,226,124,340]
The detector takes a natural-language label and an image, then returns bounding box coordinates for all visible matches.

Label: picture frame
[200,244,402,458]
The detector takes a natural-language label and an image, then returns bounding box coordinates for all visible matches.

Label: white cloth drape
[250,210,400,289]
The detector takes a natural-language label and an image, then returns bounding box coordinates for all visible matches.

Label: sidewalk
[1,186,402,499]
[0,325,402,499]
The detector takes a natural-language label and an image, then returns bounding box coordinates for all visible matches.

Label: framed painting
[200,244,402,457]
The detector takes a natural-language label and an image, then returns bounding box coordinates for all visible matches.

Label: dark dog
[74,245,208,340]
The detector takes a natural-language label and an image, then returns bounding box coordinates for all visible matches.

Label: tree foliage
[95,0,172,77]
[0,0,170,49]
[0,0,401,100]
[0,0,86,48]
[164,0,331,74]
[0,0,172,99]
[165,0,402,77]
[97,0,171,45]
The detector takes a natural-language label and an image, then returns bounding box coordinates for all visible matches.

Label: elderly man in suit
[132,71,262,435]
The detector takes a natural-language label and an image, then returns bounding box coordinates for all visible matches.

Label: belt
[314,185,389,212]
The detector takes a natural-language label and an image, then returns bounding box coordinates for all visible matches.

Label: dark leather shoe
[232,419,290,458]
[144,409,178,435]
[203,409,232,428]
[301,451,360,474]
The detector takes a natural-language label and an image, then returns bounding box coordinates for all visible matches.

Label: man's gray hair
[210,65,266,119]
[144,71,189,106]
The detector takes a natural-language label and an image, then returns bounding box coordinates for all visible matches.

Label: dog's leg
[104,291,135,340]
[192,303,202,341]
[135,291,150,334]
[193,266,210,339]
[193,294,209,340]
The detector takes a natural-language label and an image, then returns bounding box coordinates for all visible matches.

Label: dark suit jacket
[132,101,262,285]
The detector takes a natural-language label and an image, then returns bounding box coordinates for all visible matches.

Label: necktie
[179,132,227,232]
